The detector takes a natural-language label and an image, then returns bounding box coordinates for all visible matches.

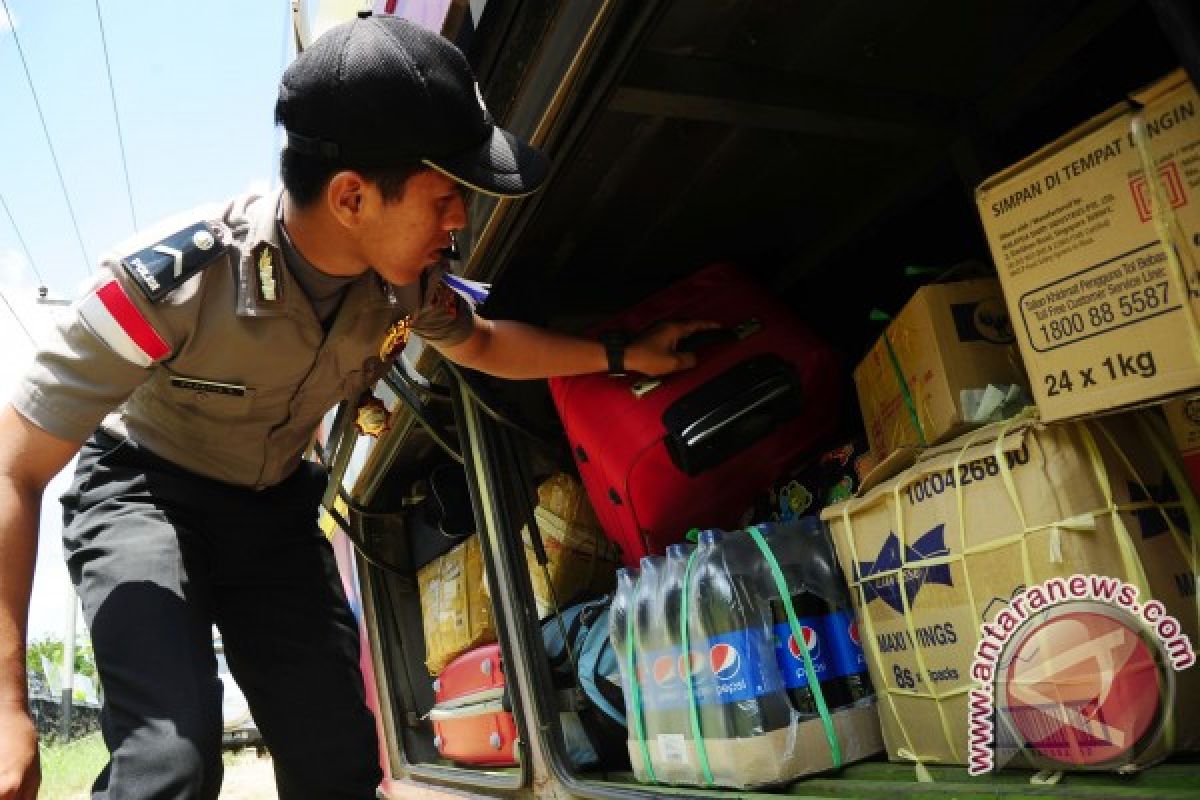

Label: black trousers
[60,431,382,800]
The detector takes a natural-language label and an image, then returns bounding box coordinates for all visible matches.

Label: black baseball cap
[276,13,548,198]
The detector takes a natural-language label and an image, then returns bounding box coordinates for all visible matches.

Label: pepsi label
[639,648,690,710]
[639,647,719,709]
[823,609,868,680]
[704,628,782,704]
[772,616,833,688]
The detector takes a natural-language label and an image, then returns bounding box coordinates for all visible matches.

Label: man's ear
[326,171,370,228]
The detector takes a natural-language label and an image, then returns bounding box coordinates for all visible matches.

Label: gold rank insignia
[354,394,391,438]
[379,317,411,361]
[258,247,278,302]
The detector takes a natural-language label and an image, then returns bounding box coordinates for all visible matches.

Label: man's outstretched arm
[435,317,720,380]
[0,405,82,800]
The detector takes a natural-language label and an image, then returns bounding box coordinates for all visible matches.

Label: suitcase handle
[673,318,761,353]
[678,380,794,447]
[674,327,737,353]
[663,354,803,475]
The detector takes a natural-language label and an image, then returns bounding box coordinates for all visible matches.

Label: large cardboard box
[854,278,1029,462]
[823,411,1199,770]
[976,69,1200,421]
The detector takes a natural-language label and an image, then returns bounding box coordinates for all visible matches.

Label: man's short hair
[277,140,423,207]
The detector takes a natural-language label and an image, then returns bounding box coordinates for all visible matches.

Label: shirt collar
[234,189,402,318]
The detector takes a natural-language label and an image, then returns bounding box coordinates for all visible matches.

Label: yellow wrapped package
[418,534,494,676]
[523,473,619,619]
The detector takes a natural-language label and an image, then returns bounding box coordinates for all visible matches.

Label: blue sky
[0,0,297,637]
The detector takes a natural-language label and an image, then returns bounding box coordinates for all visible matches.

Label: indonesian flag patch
[78,280,171,367]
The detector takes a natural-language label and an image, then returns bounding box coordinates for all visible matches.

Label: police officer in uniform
[0,15,713,800]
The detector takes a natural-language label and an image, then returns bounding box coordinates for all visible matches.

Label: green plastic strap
[680,549,715,785]
[878,321,926,447]
[625,605,657,783]
[747,525,844,767]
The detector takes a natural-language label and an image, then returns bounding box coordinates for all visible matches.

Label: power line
[1,0,93,279]
[0,287,36,348]
[93,0,137,232]
[0,189,47,288]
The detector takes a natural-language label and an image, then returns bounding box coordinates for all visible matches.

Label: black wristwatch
[601,331,629,377]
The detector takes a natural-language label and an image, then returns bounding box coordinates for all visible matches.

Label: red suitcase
[430,643,518,767]
[548,263,841,567]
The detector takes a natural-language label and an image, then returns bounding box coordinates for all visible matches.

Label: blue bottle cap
[697,529,723,545]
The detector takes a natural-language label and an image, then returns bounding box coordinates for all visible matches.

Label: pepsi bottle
[610,567,638,706]
[804,519,872,705]
[822,566,874,706]
[688,529,792,745]
[757,517,871,712]
[633,555,692,765]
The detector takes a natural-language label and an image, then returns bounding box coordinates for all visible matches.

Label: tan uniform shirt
[13,190,472,489]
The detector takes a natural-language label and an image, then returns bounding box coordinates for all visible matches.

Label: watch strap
[602,331,629,377]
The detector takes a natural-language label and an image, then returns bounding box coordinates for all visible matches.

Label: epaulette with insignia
[120,221,227,302]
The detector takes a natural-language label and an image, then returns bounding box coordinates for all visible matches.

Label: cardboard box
[976,69,1200,422]
[823,411,1199,769]
[853,278,1029,462]
[1163,393,1200,497]
[628,703,883,788]
[419,534,495,676]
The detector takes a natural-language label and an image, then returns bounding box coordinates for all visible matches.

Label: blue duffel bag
[542,595,629,769]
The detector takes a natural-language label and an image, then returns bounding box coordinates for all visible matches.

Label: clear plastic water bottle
[610,567,638,703]
[633,555,691,758]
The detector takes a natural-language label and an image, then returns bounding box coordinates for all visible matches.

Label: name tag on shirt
[169,377,247,397]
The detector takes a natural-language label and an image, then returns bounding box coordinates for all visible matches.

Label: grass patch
[39,733,107,800]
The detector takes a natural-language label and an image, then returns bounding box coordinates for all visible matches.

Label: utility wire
[0,190,47,289]
[93,0,137,232]
[0,287,36,347]
[1,0,93,279]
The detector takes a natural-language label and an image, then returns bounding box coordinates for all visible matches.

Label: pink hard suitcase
[430,643,518,767]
